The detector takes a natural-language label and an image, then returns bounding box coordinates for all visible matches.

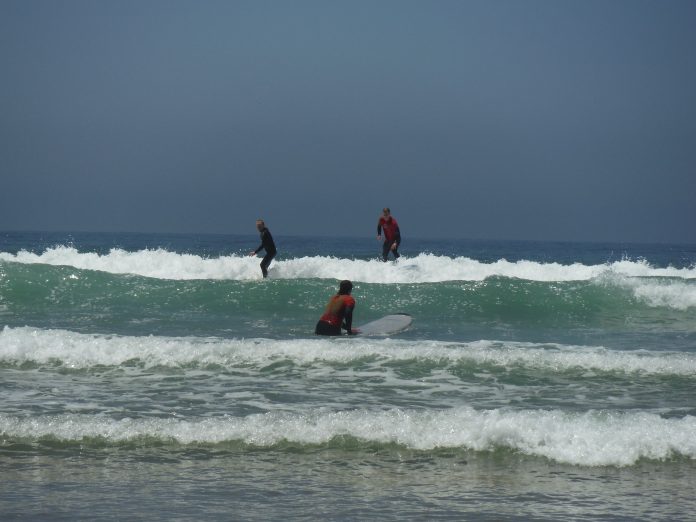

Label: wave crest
[2,408,694,467]
[2,327,695,376]
[2,247,695,283]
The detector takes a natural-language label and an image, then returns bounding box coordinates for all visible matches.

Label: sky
[1,0,695,243]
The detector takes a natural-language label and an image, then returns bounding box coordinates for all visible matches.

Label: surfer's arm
[392,226,401,247]
[342,305,356,335]
[253,232,268,254]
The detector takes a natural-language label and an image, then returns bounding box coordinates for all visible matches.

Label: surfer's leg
[382,242,390,262]
[260,253,274,278]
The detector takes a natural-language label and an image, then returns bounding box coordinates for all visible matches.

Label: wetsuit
[315,294,356,335]
[254,227,277,278]
[377,216,401,261]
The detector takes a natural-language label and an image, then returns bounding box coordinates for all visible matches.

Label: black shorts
[315,320,341,336]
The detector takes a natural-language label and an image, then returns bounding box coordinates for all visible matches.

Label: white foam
[594,273,696,311]
[2,326,695,376]
[1,407,694,467]
[629,279,696,311]
[2,247,696,283]
[0,246,259,280]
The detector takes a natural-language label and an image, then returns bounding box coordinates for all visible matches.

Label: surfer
[315,280,360,336]
[377,207,401,262]
[248,219,277,278]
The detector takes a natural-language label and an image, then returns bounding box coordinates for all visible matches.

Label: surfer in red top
[377,208,401,262]
[315,280,359,336]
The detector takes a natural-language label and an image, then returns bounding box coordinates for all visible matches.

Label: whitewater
[2,245,696,282]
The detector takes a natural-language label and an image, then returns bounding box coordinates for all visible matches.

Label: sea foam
[2,247,695,283]
[1,407,694,467]
[2,326,695,376]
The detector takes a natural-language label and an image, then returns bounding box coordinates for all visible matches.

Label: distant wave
[1,408,694,467]
[2,246,695,283]
[3,247,696,314]
[2,326,695,376]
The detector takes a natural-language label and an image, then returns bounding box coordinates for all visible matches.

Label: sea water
[1,231,695,520]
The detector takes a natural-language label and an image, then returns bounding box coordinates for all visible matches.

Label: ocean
[1,230,695,521]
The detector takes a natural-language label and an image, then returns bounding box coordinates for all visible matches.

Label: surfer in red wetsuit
[377,207,401,262]
[315,280,360,336]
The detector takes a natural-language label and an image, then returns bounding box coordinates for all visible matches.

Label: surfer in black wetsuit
[248,219,277,278]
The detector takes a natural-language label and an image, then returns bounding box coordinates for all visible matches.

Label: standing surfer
[377,207,401,262]
[249,219,277,278]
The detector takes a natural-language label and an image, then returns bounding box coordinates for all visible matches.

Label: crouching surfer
[315,280,360,336]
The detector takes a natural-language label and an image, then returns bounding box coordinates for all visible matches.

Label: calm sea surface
[1,231,695,520]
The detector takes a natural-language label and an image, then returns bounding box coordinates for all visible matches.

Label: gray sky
[1,0,695,243]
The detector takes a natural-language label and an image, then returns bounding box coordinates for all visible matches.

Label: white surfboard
[357,313,412,336]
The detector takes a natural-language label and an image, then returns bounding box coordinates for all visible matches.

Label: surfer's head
[256,219,265,231]
[338,280,353,295]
